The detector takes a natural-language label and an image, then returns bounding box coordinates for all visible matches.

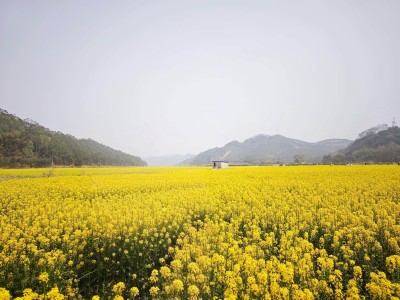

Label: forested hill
[323,126,400,164]
[0,109,147,167]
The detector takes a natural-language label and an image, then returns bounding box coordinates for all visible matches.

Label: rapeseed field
[0,166,399,299]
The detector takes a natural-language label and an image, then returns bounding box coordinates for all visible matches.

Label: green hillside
[0,109,146,167]
[323,126,400,164]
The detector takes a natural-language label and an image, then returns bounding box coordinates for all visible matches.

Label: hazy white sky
[1,0,399,157]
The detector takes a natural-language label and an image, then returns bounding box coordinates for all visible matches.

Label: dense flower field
[1,165,400,299]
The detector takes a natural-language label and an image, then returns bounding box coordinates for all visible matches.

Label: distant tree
[358,124,388,139]
[294,154,305,164]
[22,140,34,158]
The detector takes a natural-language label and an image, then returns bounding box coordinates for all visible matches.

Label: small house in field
[212,160,229,169]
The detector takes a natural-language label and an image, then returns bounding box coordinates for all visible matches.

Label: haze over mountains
[1,108,399,167]
[181,135,352,165]
[145,154,195,166]
[180,124,400,166]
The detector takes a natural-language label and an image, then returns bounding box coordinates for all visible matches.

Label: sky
[1,0,399,157]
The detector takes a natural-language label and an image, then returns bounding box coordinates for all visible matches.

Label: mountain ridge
[181,134,352,165]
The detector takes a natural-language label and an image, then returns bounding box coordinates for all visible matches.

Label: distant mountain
[145,154,195,166]
[0,108,146,167]
[323,126,400,164]
[181,134,352,165]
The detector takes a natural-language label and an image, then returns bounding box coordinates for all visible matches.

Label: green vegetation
[323,126,400,164]
[0,109,146,167]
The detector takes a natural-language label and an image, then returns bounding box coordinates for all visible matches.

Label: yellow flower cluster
[0,165,399,299]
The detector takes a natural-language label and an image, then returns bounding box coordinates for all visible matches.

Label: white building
[212,160,229,169]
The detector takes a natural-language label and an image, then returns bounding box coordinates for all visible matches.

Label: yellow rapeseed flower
[112,282,126,295]
[38,272,49,284]
[130,287,139,298]
[149,286,159,298]
[0,288,11,300]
